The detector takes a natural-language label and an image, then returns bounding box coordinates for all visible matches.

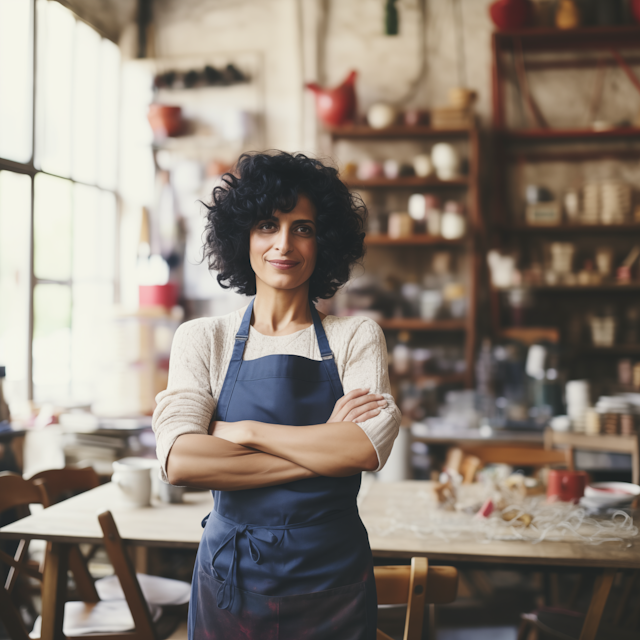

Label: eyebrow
[268,216,316,225]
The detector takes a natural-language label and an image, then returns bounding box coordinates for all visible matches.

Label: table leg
[578,569,615,640]
[40,542,69,640]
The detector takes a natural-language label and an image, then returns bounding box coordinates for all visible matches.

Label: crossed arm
[166,389,385,490]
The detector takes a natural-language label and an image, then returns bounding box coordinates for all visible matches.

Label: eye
[296,225,314,234]
[258,221,276,231]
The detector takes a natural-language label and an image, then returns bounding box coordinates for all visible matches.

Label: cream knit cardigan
[152,304,401,481]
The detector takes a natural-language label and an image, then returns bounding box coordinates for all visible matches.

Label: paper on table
[30,600,162,637]
[96,573,191,605]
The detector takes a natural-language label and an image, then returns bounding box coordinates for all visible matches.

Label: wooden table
[2,481,638,640]
[359,481,640,640]
[0,483,213,640]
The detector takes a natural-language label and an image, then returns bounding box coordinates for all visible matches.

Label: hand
[327,388,387,424]
[209,420,249,445]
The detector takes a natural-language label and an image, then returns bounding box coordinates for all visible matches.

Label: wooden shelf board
[499,224,640,234]
[377,318,467,331]
[507,149,640,162]
[365,234,465,246]
[494,26,640,52]
[346,176,468,189]
[572,345,640,356]
[496,285,640,293]
[328,125,472,139]
[498,128,640,142]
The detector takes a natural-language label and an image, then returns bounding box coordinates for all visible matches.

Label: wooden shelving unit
[330,124,482,389]
[365,234,465,247]
[345,176,468,189]
[490,27,640,382]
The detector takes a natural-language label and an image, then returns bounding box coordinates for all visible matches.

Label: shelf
[499,223,640,235]
[493,26,640,52]
[497,284,640,293]
[507,149,640,162]
[328,125,472,140]
[376,318,467,331]
[572,345,640,356]
[497,128,640,142]
[365,234,465,246]
[345,176,468,189]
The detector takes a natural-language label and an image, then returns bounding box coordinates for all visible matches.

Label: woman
[152,152,401,639]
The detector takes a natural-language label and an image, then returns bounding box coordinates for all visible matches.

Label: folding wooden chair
[375,557,458,640]
[0,472,160,640]
[29,466,100,504]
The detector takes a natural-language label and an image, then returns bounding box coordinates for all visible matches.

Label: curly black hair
[202,151,367,302]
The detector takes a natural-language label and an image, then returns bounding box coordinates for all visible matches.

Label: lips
[268,260,299,270]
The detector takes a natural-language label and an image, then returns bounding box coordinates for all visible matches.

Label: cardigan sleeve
[152,319,217,482]
[340,318,401,471]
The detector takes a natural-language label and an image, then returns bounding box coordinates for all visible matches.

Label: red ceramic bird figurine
[306,71,357,128]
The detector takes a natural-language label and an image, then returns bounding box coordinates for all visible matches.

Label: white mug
[112,458,153,508]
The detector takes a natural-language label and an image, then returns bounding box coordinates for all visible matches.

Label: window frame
[0,0,121,403]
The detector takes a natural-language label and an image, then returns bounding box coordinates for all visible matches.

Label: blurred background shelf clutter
[3,1,640,638]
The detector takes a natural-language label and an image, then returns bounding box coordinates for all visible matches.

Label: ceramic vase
[489,0,534,30]
[306,71,357,128]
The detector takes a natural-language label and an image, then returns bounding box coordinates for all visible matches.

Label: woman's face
[249,193,318,293]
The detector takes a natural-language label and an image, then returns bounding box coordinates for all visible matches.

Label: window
[0,0,120,407]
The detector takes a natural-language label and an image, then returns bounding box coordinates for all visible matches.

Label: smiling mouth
[268,260,300,268]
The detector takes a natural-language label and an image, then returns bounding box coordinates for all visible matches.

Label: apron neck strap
[234,295,333,360]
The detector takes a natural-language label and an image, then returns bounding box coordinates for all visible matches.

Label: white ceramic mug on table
[112,457,155,508]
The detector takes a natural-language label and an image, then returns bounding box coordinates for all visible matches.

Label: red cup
[546,470,588,504]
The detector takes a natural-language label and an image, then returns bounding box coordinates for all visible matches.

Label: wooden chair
[29,466,100,504]
[375,557,458,640]
[0,472,161,640]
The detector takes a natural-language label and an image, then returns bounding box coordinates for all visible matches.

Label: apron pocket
[193,570,279,640]
[279,580,369,640]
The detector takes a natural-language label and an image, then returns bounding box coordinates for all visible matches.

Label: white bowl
[582,482,640,507]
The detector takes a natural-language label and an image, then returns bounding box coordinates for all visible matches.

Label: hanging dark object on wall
[385,0,399,35]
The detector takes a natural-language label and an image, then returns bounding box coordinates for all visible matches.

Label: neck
[252,280,313,335]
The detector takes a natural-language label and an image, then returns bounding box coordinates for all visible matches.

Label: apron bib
[188,297,377,639]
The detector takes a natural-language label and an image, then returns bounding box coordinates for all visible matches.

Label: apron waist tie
[208,507,358,611]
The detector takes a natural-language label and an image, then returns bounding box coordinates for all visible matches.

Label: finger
[346,402,385,421]
[348,408,383,423]
[344,394,385,413]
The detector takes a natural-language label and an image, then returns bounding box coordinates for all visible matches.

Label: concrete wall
[151,0,495,153]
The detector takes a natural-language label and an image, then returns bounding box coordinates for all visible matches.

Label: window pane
[33,283,71,402]
[0,0,33,162]
[34,173,72,281]
[35,0,74,176]
[98,39,120,190]
[0,172,31,404]
[72,282,113,403]
[72,20,100,184]
[73,185,116,282]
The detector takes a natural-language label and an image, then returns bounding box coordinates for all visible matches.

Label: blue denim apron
[188,297,377,639]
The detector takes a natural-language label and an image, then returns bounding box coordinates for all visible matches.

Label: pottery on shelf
[367,103,398,129]
[147,105,184,139]
[305,71,357,128]
[431,143,460,180]
[489,0,534,30]
[555,0,581,29]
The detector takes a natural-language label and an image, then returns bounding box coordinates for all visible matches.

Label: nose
[274,225,292,255]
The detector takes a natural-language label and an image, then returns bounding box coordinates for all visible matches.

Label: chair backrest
[98,511,158,640]
[374,558,458,640]
[0,471,49,515]
[29,466,100,504]
[0,473,49,595]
